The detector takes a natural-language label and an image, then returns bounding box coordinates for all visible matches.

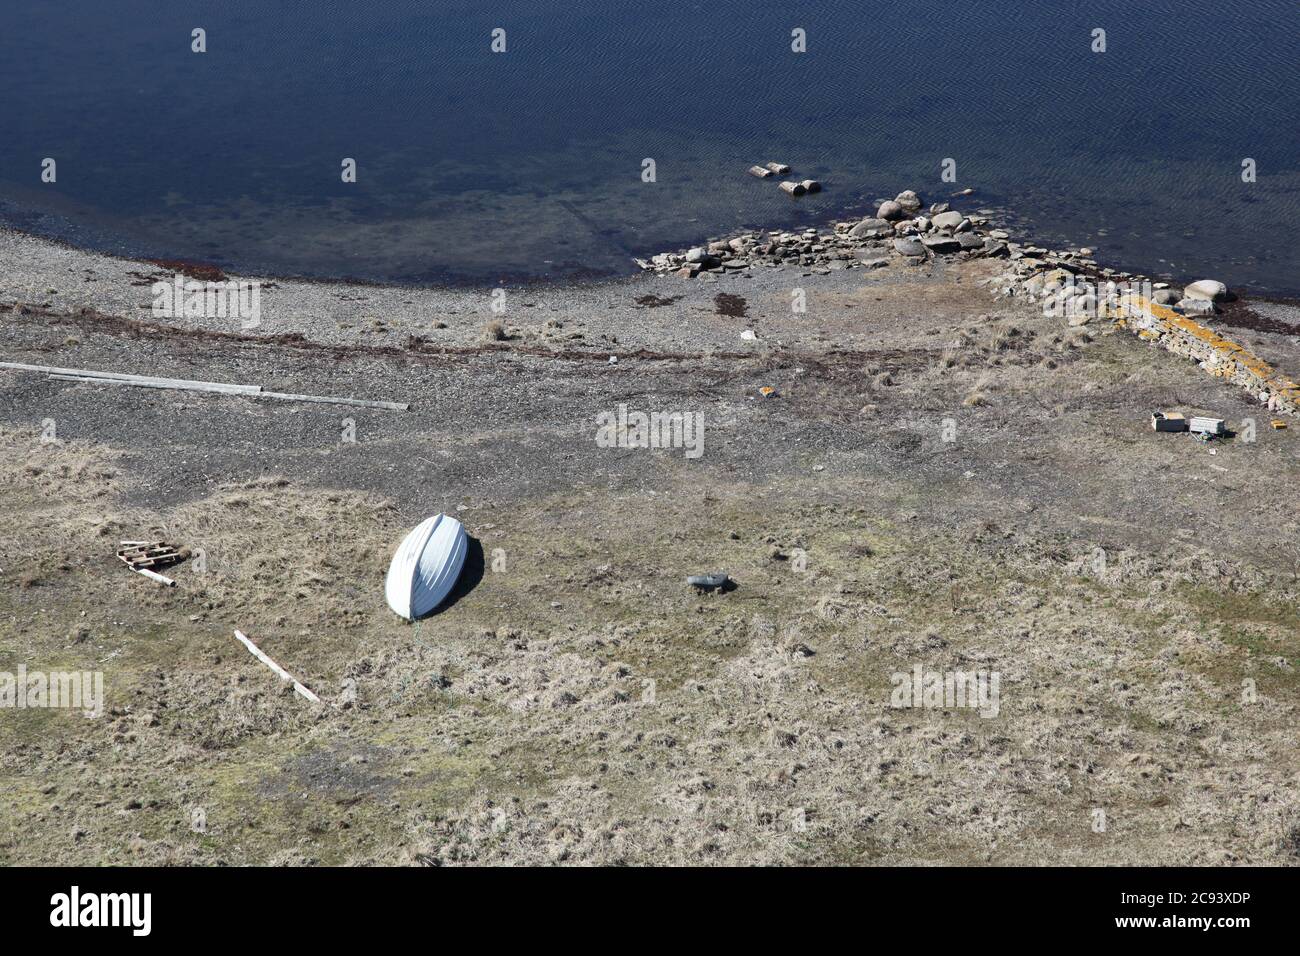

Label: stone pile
[636,189,1012,279]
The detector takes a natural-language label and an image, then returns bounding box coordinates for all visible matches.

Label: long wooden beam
[1,360,409,411]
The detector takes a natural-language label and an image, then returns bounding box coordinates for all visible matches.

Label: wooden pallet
[117,542,183,570]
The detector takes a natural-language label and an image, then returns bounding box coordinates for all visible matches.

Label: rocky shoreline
[638,189,1014,279]
[3,182,1295,420]
[636,186,1296,416]
[640,187,1195,306]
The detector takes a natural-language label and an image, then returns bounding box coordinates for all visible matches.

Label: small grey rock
[687,573,732,591]
[877,200,905,221]
[921,234,962,252]
[1176,297,1217,316]
[930,210,964,230]
[894,190,923,213]
[849,217,893,239]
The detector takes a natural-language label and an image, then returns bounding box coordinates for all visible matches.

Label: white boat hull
[385,514,468,620]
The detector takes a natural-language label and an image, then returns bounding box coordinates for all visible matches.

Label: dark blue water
[2,0,1297,291]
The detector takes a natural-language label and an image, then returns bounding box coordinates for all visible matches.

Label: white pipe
[132,566,175,587]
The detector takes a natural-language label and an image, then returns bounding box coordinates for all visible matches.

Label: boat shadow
[418,535,485,619]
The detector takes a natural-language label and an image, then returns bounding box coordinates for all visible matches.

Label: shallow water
[1,0,1297,291]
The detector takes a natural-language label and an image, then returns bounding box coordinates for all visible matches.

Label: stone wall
[1118,295,1299,417]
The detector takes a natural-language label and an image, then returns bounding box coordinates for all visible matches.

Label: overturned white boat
[385,514,468,620]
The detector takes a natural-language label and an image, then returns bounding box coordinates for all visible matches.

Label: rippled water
[1,0,1297,290]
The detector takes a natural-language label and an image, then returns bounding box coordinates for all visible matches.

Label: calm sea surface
[1,0,1297,291]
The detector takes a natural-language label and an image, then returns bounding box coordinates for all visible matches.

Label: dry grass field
[2,236,1298,865]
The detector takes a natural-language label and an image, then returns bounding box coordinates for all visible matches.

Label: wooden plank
[43,372,408,411]
[256,390,409,412]
[49,374,259,397]
[232,630,321,704]
[131,556,180,569]
[2,361,263,394]
[117,542,182,570]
